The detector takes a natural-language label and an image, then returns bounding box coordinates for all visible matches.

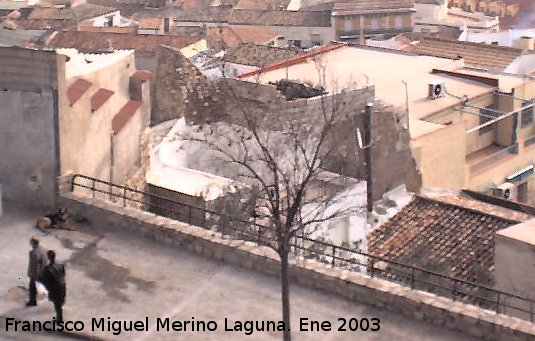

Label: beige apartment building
[332,0,415,41]
[450,0,520,17]
[239,43,535,203]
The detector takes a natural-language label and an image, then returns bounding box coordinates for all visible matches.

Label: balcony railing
[469,145,517,175]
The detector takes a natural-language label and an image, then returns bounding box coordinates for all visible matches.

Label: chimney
[518,36,534,51]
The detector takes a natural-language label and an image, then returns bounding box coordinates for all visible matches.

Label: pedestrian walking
[27,237,47,307]
[40,250,66,322]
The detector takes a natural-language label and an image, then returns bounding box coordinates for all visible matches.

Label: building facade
[0,47,150,208]
[332,0,415,41]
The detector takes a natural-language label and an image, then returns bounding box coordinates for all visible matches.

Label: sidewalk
[0,206,479,341]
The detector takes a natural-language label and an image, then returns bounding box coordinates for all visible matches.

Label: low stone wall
[58,192,535,341]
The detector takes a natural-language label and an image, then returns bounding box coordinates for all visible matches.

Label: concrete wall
[415,3,448,21]
[412,121,466,190]
[495,221,535,320]
[0,47,60,208]
[57,190,535,341]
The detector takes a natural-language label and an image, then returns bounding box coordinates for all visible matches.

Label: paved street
[0,206,479,341]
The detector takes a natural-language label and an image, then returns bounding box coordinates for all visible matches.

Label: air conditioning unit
[428,81,446,99]
[492,182,516,200]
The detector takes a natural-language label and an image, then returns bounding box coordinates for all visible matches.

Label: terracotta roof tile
[132,70,152,82]
[67,78,93,106]
[368,195,522,284]
[174,6,232,23]
[238,42,347,78]
[112,100,142,133]
[138,17,162,29]
[90,88,114,111]
[234,0,291,10]
[206,25,281,48]
[48,31,197,57]
[413,38,530,71]
[223,42,300,67]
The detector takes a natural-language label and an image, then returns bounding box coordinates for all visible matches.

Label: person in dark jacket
[40,250,66,322]
[27,238,47,306]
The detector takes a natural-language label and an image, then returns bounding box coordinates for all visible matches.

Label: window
[310,34,321,46]
[371,18,379,31]
[479,105,497,135]
[395,15,403,29]
[344,18,354,31]
[521,100,534,127]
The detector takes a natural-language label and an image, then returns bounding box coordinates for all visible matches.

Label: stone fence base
[58,192,535,341]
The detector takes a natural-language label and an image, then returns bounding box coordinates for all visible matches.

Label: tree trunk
[280,249,292,341]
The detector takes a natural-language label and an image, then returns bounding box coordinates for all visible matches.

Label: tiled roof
[138,17,162,29]
[238,42,347,78]
[0,26,45,47]
[4,4,116,30]
[434,193,534,222]
[368,195,523,283]
[234,0,291,10]
[412,38,529,71]
[174,6,232,23]
[90,88,114,111]
[228,9,333,27]
[26,4,116,20]
[132,70,152,82]
[333,0,415,15]
[112,100,142,133]
[47,31,197,57]
[67,78,93,106]
[2,18,77,30]
[206,25,281,48]
[223,42,300,66]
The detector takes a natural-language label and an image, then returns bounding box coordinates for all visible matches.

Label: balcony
[467,144,517,175]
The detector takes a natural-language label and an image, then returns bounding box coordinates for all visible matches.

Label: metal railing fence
[70,174,535,322]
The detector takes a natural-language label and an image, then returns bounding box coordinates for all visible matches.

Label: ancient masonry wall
[57,187,535,341]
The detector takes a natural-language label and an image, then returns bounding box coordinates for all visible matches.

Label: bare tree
[176,79,365,341]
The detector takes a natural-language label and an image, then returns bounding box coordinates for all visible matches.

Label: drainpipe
[109,132,114,200]
[364,102,374,217]
[402,80,410,131]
